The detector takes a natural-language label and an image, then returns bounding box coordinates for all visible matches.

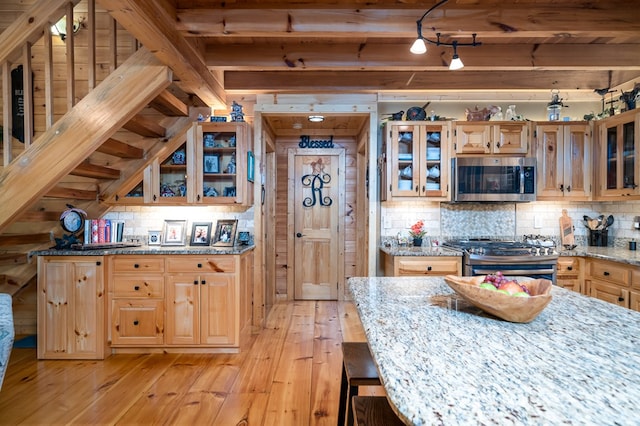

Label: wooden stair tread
[0,233,52,246]
[97,138,144,159]
[150,90,189,116]
[0,253,29,266]
[45,186,98,200]
[123,114,166,138]
[72,162,121,179]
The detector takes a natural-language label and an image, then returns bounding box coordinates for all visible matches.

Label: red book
[104,220,111,243]
[91,220,99,243]
[98,219,106,243]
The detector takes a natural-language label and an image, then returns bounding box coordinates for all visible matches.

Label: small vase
[413,238,423,247]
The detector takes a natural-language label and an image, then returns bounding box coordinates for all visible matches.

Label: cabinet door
[155,140,195,203]
[37,257,106,359]
[422,124,449,199]
[494,123,529,155]
[111,299,164,345]
[394,257,462,276]
[536,124,564,198]
[387,122,420,196]
[598,111,639,199]
[454,123,492,154]
[562,123,591,200]
[590,280,629,308]
[200,273,237,345]
[166,275,200,345]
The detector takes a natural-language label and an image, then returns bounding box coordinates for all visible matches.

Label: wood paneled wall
[274,135,358,298]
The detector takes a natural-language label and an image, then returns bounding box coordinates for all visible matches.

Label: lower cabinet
[383,252,462,276]
[556,257,583,293]
[584,258,631,309]
[37,256,108,360]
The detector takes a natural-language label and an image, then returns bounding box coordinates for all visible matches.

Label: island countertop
[347,276,640,425]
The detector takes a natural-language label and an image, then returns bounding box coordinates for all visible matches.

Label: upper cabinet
[383,121,450,200]
[596,110,640,200]
[454,122,531,156]
[535,122,592,200]
[110,122,254,207]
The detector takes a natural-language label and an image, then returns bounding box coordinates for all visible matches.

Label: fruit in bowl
[444,273,553,323]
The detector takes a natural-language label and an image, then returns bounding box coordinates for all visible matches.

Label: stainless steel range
[442,237,559,282]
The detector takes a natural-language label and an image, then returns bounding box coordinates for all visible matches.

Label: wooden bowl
[443,275,553,323]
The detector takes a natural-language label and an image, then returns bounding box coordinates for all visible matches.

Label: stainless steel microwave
[451,157,536,202]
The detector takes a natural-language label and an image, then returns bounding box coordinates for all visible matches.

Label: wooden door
[200,273,237,345]
[536,124,564,198]
[291,149,344,300]
[563,123,591,200]
[494,123,529,154]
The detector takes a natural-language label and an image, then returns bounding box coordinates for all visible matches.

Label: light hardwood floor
[0,301,385,425]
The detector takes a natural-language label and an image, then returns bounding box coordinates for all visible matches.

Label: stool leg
[337,364,348,426]
[346,385,358,426]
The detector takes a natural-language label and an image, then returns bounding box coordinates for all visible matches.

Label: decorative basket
[444,275,553,323]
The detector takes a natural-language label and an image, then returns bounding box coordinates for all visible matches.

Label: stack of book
[83,219,125,244]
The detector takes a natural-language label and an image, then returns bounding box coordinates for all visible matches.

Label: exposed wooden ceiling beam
[175,5,640,39]
[205,43,640,71]
[223,70,640,92]
[98,0,226,109]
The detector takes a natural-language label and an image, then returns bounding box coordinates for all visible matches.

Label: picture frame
[247,151,255,182]
[148,230,162,246]
[204,154,219,173]
[190,222,212,246]
[162,220,187,246]
[213,219,238,247]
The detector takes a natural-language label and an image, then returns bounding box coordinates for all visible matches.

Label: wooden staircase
[0,0,216,303]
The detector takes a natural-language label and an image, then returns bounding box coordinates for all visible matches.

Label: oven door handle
[473,268,556,276]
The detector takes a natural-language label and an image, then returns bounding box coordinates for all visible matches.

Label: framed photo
[162,220,187,246]
[213,219,238,247]
[223,186,236,197]
[247,151,255,182]
[204,154,219,173]
[148,230,162,246]
[190,222,212,246]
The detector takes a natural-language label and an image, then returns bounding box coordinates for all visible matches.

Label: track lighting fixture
[410,0,481,70]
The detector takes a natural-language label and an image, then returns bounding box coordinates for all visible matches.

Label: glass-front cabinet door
[598,110,640,199]
[385,121,449,200]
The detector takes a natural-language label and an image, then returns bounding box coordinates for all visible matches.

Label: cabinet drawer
[112,276,164,298]
[587,260,630,286]
[111,299,164,345]
[167,256,236,273]
[396,257,461,276]
[112,256,165,273]
[589,280,629,308]
[557,257,581,275]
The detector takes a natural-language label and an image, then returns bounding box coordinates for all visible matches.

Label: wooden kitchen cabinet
[37,256,108,359]
[556,256,584,293]
[112,121,253,206]
[536,122,592,200]
[110,256,165,346]
[596,109,640,200]
[454,122,530,156]
[165,255,242,347]
[383,252,462,277]
[383,121,450,200]
[584,258,631,308]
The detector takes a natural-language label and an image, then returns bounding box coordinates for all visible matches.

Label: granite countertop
[348,276,640,425]
[382,244,640,267]
[31,244,255,256]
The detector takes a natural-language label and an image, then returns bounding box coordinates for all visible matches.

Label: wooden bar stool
[352,396,405,426]
[338,342,382,426]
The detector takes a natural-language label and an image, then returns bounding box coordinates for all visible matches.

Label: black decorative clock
[59,205,87,235]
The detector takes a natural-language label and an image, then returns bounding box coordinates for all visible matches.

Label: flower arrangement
[409,220,426,239]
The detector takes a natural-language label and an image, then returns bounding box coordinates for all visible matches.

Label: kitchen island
[348,276,640,425]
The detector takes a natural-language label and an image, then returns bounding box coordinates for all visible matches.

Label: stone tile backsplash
[381,200,640,248]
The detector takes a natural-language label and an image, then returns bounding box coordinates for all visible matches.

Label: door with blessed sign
[290,148,344,300]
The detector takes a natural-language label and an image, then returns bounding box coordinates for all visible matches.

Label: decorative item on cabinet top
[162,220,187,246]
[213,219,238,247]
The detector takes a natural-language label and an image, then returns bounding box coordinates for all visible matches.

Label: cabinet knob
[197,263,203,268]
[193,280,199,285]
[134,285,140,291]
[153,194,157,201]
[96,261,101,266]
[566,186,571,192]
[567,266,573,271]
[603,271,610,276]
[618,296,625,302]
[134,264,140,268]
[133,320,139,326]
[427,266,432,271]
[201,280,206,285]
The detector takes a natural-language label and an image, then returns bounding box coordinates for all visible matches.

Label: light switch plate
[534,216,543,229]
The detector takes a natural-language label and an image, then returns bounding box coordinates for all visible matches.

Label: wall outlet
[383,217,391,229]
[534,216,543,229]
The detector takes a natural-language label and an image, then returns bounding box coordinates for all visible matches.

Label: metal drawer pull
[133,320,139,326]
[134,264,139,268]
[426,266,432,271]
[618,296,624,302]
[197,263,202,268]
[201,280,206,285]
[134,285,140,291]
[603,271,610,276]
[193,280,198,285]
